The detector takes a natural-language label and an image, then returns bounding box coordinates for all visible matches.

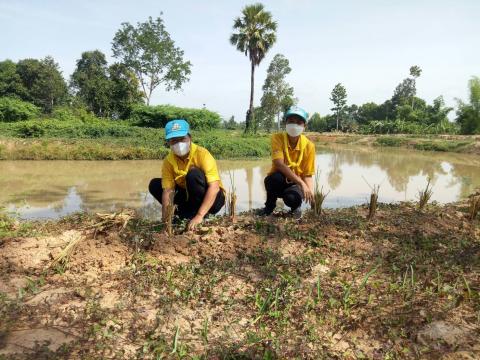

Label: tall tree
[260,54,295,132]
[230,3,277,133]
[108,63,144,119]
[330,83,347,131]
[0,60,27,99]
[71,50,112,117]
[112,15,192,105]
[0,57,67,113]
[409,65,422,109]
[456,76,480,134]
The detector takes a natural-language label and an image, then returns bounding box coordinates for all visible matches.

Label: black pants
[264,171,303,212]
[149,167,225,220]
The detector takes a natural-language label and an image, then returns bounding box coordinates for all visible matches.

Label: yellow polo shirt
[162,143,224,190]
[269,132,315,177]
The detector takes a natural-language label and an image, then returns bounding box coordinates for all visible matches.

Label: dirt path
[1,202,479,359]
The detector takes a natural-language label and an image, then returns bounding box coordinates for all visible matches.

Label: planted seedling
[418,177,433,210]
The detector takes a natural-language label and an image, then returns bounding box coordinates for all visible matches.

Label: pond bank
[1,199,479,358]
[0,132,479,160]
[311,133,480,155]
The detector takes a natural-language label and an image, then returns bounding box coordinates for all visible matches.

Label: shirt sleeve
[271,134,284,161]
[200,150,221,184]
[303,142,316,177]
[161,158,175,189]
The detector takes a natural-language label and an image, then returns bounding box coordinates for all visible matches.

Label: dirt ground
[0,200,479,359]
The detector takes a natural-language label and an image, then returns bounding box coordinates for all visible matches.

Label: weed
[313,169,330,216]
[418,178,433,210]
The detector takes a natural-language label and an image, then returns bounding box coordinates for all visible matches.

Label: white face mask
[171,141,190,157]
[286,123,304,137]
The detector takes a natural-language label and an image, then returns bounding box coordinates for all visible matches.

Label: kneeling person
[149,119,225,230]
[260,106,315,216]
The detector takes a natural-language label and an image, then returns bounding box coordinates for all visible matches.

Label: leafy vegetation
[131,104,221,130]
[0,97,40,122]
[112,15,192,105]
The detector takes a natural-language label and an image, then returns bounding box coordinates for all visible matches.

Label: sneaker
[289,208,303,220]
[255,207,274,216]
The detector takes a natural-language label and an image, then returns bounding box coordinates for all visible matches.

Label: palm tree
[230,3,277,133]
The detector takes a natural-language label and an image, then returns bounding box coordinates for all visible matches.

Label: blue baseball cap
[285,106,308,122]
[165,119,190,140]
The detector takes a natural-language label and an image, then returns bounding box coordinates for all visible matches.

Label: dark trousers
[149,167,225,220]
[264,171,303,212]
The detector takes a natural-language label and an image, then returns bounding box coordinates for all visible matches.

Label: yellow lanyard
[283,132,306,175]
[168,143,198,182]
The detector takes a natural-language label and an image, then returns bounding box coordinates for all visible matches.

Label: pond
[1,146,479,220]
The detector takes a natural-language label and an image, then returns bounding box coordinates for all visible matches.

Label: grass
[313,169,329,216]
[0,118,271,160]
[373,135,476,154]
[418,178,433,210]
[1,117,478,160]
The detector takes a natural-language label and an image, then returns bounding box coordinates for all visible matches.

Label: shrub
[16,122,46,137]
[51,106,98,123]
[131,104,221,130]
[0,97,40,122]
[375,136,407,147]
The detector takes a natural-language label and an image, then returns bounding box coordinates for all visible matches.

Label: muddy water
[1,146,479,220]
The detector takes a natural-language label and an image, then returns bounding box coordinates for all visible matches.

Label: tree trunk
[336,113,339,131]
[277,112,280,131]
[246,61,255,133]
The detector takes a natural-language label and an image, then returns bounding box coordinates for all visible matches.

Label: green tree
[260,54,295,132]
[112,15,192,105]
[409,65,422,109]
[456,76,480,134]
[230,3,277,133]
[224,115,237,130]
[108,63,144,119]
[0,60,27,99]
[71,50,112,117]
[16,57,68,113]
[425,96,452,125]
[308,112,327,132]
[330,83,347,131]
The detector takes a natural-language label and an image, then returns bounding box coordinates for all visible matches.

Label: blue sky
[1,0,478,121]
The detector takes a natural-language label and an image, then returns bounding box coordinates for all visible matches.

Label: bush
[16,122,46,137]
[131,105,221,130]
[0,97,40,122]
[375,136,407,147]
[360,120,458,135]
[51,106,99,123]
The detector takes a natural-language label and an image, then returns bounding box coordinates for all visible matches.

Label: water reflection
[1,146,479,220]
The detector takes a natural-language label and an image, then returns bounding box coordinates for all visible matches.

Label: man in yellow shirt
[148,119,225,230]
[258,106,315,217]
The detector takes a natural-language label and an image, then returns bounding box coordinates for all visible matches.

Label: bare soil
[0,201,479,359]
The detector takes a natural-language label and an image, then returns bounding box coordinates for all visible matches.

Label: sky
[1,0,479,121]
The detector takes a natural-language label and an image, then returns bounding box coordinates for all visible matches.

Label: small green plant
[313,169,330,216]
[418,178,433,210]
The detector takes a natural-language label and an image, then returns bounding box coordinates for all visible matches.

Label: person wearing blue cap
[258,106,316,218]
[148,119,225,230]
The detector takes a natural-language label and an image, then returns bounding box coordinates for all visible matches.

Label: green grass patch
[374,136,408,147]
[0,118,271,159]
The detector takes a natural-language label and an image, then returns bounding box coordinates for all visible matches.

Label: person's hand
[300,181,314,205]
[187,214,204,231]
